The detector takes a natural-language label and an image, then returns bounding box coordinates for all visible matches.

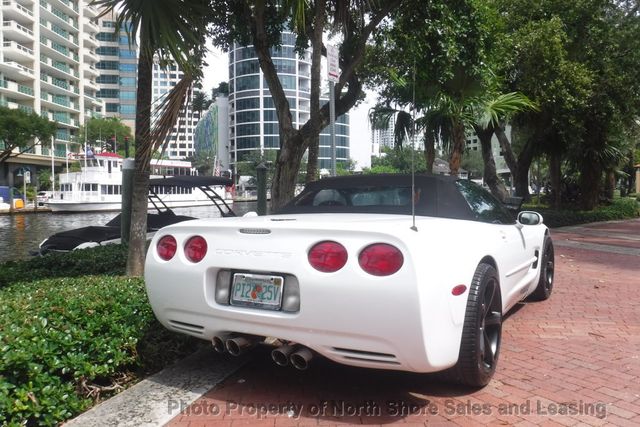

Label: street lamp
[15,167,31,207]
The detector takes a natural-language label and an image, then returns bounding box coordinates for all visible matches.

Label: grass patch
[0,246,205,426]
[523,198,640,228]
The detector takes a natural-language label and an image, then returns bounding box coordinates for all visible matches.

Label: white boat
[46,153,233,213]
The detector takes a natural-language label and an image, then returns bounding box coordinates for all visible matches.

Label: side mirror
[517,211,543,226]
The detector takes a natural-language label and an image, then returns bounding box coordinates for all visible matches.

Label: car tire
[445,263,502,387]
[529,236,554,301]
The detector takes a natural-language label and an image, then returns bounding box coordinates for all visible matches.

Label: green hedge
[0,245,127,289]
[0,276,204,426]
[524,198,640,228]
[0,247,204,426]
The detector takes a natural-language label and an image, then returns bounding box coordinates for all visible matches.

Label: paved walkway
[165,219,640,426]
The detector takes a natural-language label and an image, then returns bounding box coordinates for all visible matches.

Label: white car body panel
[144,212,548,373]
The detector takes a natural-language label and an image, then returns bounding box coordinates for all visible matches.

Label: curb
[64,348,249,427]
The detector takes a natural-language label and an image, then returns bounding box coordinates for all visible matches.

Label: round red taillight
[157,235,177,261]
[185,236,207,263]
[359,243,404,276]
[308,241,348,272]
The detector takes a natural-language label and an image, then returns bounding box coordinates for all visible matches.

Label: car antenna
[410,60,418,232]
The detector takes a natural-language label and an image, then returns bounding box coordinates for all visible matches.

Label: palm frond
[475,92,538,129]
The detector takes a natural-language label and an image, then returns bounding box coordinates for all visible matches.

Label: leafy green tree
[209,0,402,209]
[95,0,212,276]
[365,146,427,174]
[79,117,132,153]
[0,107,56,163]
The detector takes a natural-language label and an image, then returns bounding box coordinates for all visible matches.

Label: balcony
[2,40,34,62]
[82,31,99,48]
[2,20,34,43]
[40,35,79,63]
[83,63,99,78]
[0,60,35,81]
[41,91,79,112]
[41,111,79,127]
[0,78,35,100]
[40,72,78,97]
[40,54,80,81]
[39,17,78,47]
[83,18,99,33]
[39,0,77,32]
[48,0,78,17]
[0,98,34,113]
[83,48,98,63]
[2,0,35,22]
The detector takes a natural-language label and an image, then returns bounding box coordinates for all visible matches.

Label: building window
[119,63,136,72]
[235,75,260,91]
[106,103,119,112]
[235,60,260,76]
[120,50,136,59]
[97,89,119,98]
[236,110,260,123]
[96,32,117,42]
[236,123,260,136]
[120,77,136,86]
[97,75,119,84]
[263,122,279,135]
[97,46,119,56]
[120,91,135,100]
[96,61,119,70]
[120,105,135,114]
[235,97,260,110]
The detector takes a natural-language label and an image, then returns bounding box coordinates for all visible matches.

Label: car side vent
[330,347,400,365]
[239,228,271,234]
[169,320,205,335]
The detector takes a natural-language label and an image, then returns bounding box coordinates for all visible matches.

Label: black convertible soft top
[277,174,477,220]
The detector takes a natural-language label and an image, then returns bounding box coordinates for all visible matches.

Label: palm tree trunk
[549,151,561,209]
[476,125,508,202]
[448,121,465,176]
[424,132,435,173]
[126,31,153,277]
[494,125,518,177]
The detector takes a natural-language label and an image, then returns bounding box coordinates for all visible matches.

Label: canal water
[0,202,257,263]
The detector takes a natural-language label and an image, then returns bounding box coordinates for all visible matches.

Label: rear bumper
[145,261,465,373]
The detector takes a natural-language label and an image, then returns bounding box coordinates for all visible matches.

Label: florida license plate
[230,273,284,310]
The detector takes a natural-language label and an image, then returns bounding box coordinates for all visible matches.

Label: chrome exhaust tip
[225,336,257,356]
[212,335,227,353]
[290,347,313,370]
[271,345,296,367]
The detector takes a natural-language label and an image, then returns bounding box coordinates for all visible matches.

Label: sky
[200,45,375,170]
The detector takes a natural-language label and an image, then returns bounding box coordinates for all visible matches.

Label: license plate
[230,273,284,310]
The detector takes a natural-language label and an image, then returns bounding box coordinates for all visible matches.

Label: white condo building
[152,60,197,159]
[1,0,104,189]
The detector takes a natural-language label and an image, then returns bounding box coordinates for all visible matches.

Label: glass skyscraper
[228,32,349,171]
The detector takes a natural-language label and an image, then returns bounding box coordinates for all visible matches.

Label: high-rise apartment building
[0,0,103,165]
[228,32,349,172]
[193,94,229,173]
[152,60,197,159]
[95,10,137,130]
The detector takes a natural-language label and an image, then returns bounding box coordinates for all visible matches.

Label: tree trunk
[271,134,305,210]
[126,32,153,277]
[448,121,465,176]
[304,0,326,184]
[424,133,435,174]
[494,125,517,177]
[604,170,615,200]
[514,139,535,201]
[476,125,508,202]
[579,154,602,210]
[549,151,562,209]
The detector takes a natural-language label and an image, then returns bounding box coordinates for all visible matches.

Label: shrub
[524,198,640,228]
[0,245,127,289]
[0,276,203,426]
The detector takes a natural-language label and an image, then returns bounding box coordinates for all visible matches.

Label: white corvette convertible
[145,174,554,386]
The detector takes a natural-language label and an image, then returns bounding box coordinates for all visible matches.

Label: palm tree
[93,0,211,276]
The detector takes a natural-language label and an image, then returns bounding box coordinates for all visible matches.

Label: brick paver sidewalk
[168,219,640,426]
